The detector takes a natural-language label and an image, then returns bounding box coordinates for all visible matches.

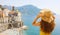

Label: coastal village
[0,5,28,35]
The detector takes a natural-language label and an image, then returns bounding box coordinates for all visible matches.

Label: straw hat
[40,9,52,18]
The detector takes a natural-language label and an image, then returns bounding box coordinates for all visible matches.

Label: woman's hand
[37,13,41,18]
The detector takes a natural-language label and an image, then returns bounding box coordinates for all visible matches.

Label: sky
[0,0,60,15]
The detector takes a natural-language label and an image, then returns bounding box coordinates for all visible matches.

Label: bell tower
[12,6,15,11]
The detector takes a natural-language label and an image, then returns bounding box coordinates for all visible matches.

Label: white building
[3,8,11,23]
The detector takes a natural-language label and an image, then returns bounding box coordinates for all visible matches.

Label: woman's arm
[32,13,43,26]
[32,17,41,26]
[32,22,41,26]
